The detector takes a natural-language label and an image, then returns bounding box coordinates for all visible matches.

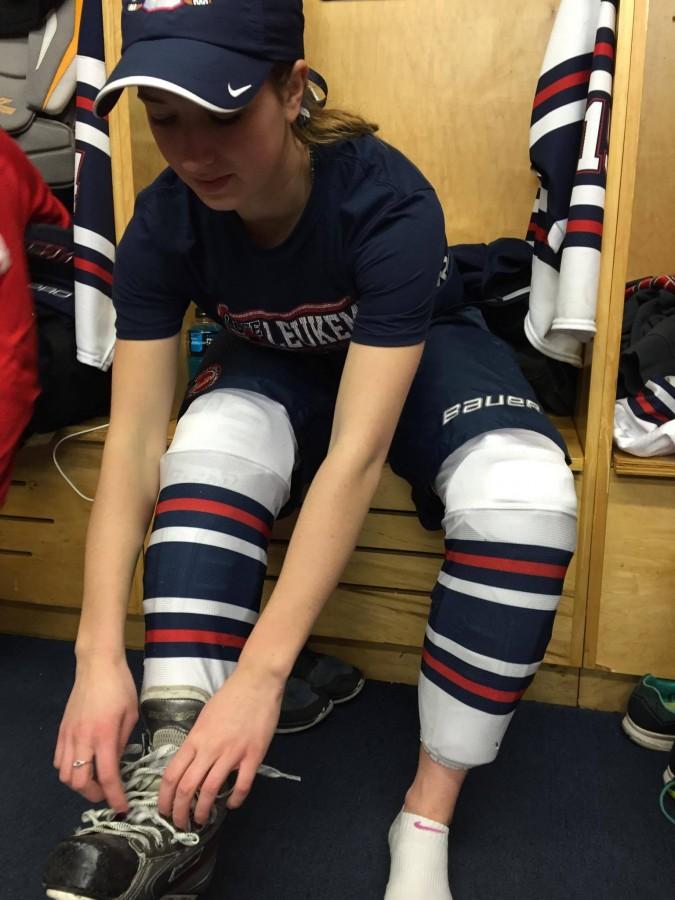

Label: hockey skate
[43,686,298,900]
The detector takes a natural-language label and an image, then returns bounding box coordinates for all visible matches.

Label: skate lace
[75,743,300,851]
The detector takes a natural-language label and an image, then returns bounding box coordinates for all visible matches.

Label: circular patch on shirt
[188,363,222,397]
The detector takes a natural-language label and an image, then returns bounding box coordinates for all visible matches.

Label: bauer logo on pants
[126,1,212,12]
[442,395,542,425]
[188,363,222,396]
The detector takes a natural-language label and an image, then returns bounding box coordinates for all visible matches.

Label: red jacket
[0,130,70,506]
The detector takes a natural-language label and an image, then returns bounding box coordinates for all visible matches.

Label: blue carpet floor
[1,633,673,900]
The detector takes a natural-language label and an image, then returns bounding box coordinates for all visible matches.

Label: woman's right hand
[54,655,139,814]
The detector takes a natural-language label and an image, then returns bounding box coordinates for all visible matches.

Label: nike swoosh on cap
[228,83,252,98]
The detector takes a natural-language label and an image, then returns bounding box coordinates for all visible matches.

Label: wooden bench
[0,416,582,704]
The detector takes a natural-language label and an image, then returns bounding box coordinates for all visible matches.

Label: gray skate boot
[42,686,298,899]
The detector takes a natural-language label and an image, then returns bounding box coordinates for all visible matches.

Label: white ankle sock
[384,809,452,900]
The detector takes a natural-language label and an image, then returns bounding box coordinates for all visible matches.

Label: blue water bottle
[187,309,223,379]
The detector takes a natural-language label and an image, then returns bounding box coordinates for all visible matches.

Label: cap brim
[94,37,272,117]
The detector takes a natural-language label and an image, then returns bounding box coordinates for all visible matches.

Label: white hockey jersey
[74,0,116,370]
[526,0,618,366]
[614,376,675,457]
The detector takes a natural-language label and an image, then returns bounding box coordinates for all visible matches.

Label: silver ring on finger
[72,758,94,768]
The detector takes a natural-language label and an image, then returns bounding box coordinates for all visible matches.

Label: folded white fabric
[614,376,675,457]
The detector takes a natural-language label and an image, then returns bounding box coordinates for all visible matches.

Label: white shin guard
[163,388,298,513]
[434,427,578,548]
[420,428,578,769]
[142,389,298,696]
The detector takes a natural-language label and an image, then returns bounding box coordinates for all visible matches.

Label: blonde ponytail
[270,62,379,145]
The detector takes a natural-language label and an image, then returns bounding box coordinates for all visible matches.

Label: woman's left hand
[157,663,285,831]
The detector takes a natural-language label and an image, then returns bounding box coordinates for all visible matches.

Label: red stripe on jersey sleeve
[528,222,549,244]
[595,41,615,59]
[74,256,113,285]
[534,69,591,109]
[566,220,604,236]
[636,392,669,424]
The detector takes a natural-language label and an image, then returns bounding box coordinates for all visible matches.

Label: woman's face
[138,76,300,212]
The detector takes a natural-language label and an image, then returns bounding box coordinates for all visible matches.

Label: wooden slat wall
[566,0,645,670]
[584,0,675,678]
[573,0,649,671]
[585,1,675,682]
[0,433,579,683]
[303,0,557,244]
[593,473,675,678]
[626,0,675,281]
[0,443,101,606]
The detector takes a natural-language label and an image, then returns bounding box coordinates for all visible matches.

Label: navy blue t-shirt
[113,134,449,352]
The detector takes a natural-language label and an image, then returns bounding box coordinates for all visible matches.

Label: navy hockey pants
[142,309,577,768]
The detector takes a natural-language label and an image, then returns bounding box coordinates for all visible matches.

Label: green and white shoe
[622,675,675,751]
[660,744,675,826]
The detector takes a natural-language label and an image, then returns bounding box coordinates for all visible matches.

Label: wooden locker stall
[0,0,665,711]
[580,0,675,710]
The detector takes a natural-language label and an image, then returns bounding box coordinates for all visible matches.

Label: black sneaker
[291,646,366,705]
[43,686,299,899]
[660,743,675,825]
[276,675,334,734]
[622,674,675,750]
